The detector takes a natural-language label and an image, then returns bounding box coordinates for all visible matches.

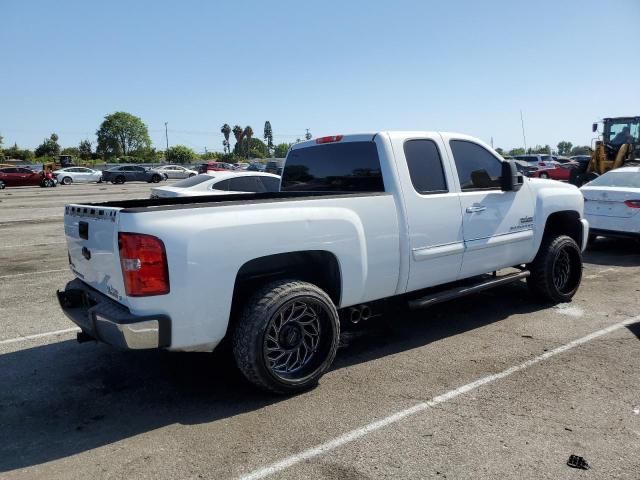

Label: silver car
[153,165,198,179]
[53,167,103,185]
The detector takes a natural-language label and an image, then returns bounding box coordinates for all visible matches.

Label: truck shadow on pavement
[583,237,640,267]
[0,282,552,472]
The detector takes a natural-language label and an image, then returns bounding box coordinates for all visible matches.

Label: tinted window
[1,168,18,173]
[403,139,447,193]
[281,141,384,192]
[450,140,502,190]
[17,168,34,173]
[259,176,280,192]
[133,166,145,172]
[212,179,230,191]
[172,175,213,188]
[229,176,265,192]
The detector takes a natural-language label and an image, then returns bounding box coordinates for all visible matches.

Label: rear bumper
[57,278,171,349]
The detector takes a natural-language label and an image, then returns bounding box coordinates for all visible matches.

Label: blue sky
[1,0,639,153]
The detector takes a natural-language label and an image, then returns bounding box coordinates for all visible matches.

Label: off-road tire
[527,234,582,303]
[232,280,340,395]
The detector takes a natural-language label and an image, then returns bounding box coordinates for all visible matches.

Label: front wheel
[114,176,125,184]
[232,280,340,394]
[61,176,72,185]
[539,172,549,179]
[527,234,582,303]
[151,174,161,183]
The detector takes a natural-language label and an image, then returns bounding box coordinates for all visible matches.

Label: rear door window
[281,141,384,192]
[229,176,265,192]
[403,139,447,194]
[450,140,502,190]
[259,176,280,192]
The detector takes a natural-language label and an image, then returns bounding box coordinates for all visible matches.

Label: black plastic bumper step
[408,270,530,310]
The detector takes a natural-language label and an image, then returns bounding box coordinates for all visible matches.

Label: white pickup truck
[57,132,588,393]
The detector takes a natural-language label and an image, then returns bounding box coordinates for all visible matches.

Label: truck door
[390,134,464,291]
[445,138,535,279]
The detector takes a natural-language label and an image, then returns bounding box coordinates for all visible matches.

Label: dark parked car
[0,167,56,187]
[265,160,283,175]
[101,165,165,184]
[247,162,266,172]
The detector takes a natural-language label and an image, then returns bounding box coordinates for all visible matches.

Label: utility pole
[490,137,494,148]
[164,122,169,155]
[520,110,527,153]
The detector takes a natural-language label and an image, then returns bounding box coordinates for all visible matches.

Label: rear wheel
[61,176,72,185]
[232,280,340,394]
[527,234,582,303]
[151,174,162,183]
[539,172,549,179]
[0,181,4,189]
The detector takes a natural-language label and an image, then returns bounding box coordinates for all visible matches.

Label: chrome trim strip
[412,242,465,261]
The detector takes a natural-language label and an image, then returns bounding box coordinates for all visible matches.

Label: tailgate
[64,204,126,302]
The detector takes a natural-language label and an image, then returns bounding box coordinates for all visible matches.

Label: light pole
[164,122,169,156]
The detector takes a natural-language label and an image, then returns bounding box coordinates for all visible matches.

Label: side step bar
[408,271,530,310]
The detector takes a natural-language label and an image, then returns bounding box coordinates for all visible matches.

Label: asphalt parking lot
[1,183,639,479]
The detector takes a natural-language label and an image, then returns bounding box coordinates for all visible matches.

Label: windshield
[586,171,640,188]
[606,119,640,144]
[171,175,213,188]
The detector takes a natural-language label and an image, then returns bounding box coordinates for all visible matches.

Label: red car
[530,162,578,181]
[198,162,231,174]
[0,167,56,187]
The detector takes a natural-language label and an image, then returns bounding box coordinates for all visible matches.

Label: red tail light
[118,233,169,296]
[624,200,640,209]
[315,135,344,144]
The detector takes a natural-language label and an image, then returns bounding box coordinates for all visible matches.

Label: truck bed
[82,191,388,213]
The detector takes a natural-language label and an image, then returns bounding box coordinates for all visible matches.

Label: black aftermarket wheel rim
[263,297,333,382]
[552,246,580,294]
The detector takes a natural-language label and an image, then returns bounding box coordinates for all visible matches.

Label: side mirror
[501,160,523,192]
[592,123,598,133]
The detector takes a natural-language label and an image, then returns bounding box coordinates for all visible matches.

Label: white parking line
[0,268,69,279]
[0,327,80,346]
[239,316,640,480]
[0,241,66,250]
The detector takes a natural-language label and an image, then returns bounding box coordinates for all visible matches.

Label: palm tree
[243,126,254,159]
[220,124,231,153]
[232,125,244,155]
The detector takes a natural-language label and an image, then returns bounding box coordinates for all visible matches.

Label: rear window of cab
[281,141,384,192]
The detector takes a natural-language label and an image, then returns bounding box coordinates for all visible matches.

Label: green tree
[96,112,151,158]
[570,145,591,156]
[234,137,268,158]
[274,142,290,158]
[263,121,274,155]
[5,143,35,161]
[61,147,80,157]
[508,147,525,156]
[78,140,92,159]
[221,123,232,154]
[243,126,254,159]
[166,145,196,164]
[0,133,4,160]
[35,133,61,158]
[557,141,573,156]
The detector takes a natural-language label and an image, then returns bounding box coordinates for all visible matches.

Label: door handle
[466,205,487,213]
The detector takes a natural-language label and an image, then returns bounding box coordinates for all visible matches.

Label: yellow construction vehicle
[571,116,640,186]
